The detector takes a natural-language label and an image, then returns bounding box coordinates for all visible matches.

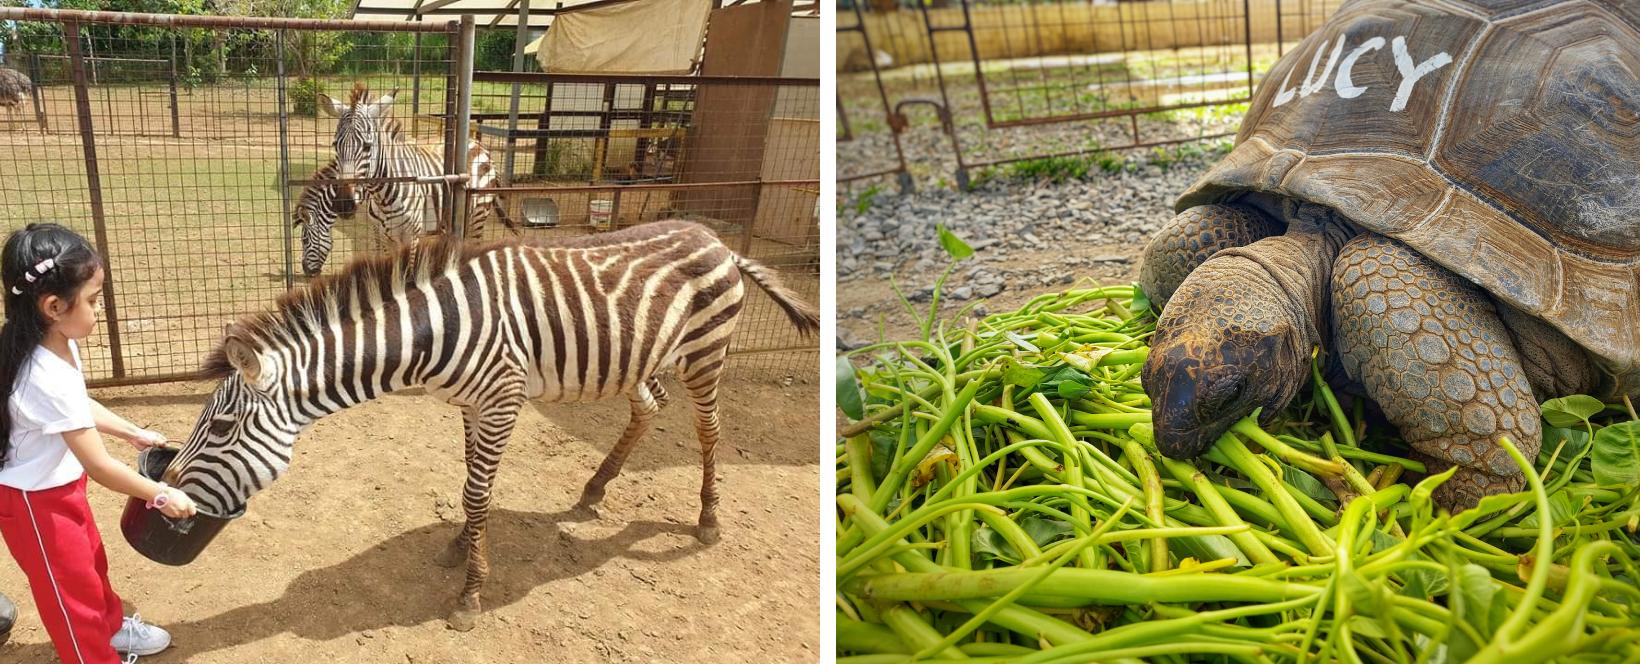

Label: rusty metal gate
[838,0,1343,189]
[1,6,818,387]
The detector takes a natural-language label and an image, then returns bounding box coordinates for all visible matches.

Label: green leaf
[1396,552,1447,600]
[1275,462,1337,502]
[1348,614,1388,638]
[1020,516,1076,548]
[1039,366,1094,400]
[1518,491,1577,529]
[937,224,974,260]
[1342,570,1391,617]
[971,527,1021,563]
[869,430,897,483]
[1541,425,1591,456]
[1201,469,1259,491]
[1005,331,1040,353]
[1590,420,1640,486]
[1170,533,1250,568]
[1002,361,1052,391]
[1540,395,1605,428]
[836,356,865,421]
[1127,283,1152,316]
[1457,563,1499,638]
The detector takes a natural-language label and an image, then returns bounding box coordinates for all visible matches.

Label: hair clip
[23,273,34,283]
[34,258,54,274]
[8,286,19,295]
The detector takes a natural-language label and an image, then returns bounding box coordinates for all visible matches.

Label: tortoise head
[1142,265,1310,460]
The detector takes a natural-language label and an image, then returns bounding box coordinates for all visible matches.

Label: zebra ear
[223,328,276,390]
[317,93,344,118]
[365,89,398,118]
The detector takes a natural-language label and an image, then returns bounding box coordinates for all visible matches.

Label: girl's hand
[127,428,167,451]
[157,488,197,519]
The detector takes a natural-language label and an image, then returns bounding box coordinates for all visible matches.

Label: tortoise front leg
[1139,202,1283,310]
[1330,234,1541,510]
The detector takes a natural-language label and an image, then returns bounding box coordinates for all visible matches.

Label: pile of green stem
[836,287,1640,664]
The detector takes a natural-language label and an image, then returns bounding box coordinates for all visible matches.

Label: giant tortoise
[1137,0,1640,510]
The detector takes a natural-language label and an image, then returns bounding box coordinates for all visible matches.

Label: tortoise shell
[1176,0,1640,395]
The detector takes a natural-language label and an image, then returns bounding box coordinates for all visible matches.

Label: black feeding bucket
[120,446,243,566]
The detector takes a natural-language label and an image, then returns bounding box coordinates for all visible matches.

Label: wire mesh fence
[837,0,1343,188]
[0,11,457,387]
[460,70,821,374]
[1,8,817,386]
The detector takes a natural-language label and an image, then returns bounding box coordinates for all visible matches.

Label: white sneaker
[112,614,171,656]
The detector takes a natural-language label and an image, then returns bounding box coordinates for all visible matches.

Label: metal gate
[838,0,1343,188]
[0,7,465,387]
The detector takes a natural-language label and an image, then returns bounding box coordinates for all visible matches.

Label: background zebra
[164,220,818,631]
[290,158,358,277]
[319,83,508,249]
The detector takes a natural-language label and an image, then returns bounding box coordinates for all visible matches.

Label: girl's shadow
[4,507,699,661]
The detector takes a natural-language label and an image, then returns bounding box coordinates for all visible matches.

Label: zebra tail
[730,253,819,337]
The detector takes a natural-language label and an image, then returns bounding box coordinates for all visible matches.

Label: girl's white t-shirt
[1,340,95,491]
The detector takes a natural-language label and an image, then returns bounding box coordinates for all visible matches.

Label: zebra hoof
[695,525,720,545]
[434,539,467,568]
[447,608,481,632]
[572,496,603,520]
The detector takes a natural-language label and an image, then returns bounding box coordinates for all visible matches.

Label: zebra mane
[201,237,486,380]
[347,81,370,106]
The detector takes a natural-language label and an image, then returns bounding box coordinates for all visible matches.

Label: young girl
[0,223,198,663]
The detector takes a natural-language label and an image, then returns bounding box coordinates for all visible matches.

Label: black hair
[1,223,103,465]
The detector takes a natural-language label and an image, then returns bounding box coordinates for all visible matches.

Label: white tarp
[536,0,711,74]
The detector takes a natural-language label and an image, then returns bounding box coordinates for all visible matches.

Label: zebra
[319,83,507,247]
[290,158,358,277]
[163,220,818,631]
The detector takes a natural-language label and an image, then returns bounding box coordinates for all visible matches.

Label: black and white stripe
[291,159,357,277]
[321,84,505,248]
[166,220,817,630]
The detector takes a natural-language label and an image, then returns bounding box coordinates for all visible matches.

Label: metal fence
[837,0,1343,189]
[463,71,822,370]
[0,7,818,387]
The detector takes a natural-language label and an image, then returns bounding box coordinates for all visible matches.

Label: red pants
[0,474,125,664]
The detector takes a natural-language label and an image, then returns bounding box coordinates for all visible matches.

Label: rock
[908,286,934,302]
[976,282,1004,298]
[1091,255,1130,263]
[951,286,973,300]
[1022,232,1042,245]
[837,328,869,351]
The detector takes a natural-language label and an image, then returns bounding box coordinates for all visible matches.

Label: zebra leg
[446,396,522,633]
[435,407,482,569]
[647,376,671,409]
[574,381,661,517]
[681,345,730,545]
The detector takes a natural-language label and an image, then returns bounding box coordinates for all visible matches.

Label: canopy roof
[346,0,814,29]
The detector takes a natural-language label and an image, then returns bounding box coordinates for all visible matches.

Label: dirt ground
[0,376,820,664]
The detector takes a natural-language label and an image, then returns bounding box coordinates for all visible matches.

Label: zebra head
[166,327,302,515]
[319,84,399,183]
[293,176,356,277]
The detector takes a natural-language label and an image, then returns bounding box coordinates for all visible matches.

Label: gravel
[836,153,1222,293]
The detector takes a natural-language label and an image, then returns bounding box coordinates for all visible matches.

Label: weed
[1005,155,1096,183]
[856,184,883,215]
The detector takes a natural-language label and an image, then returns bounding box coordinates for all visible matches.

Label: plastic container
[590,199,613,231]
[120,447,243,566]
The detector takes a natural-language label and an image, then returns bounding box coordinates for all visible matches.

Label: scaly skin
[1330,235,1545,509]
[1139,203,1284,309]
[1145,203,1349,460]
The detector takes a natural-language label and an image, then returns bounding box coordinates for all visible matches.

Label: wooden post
[65,23,125,379]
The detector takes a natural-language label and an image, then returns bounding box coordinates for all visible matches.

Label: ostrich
[0,67,30,121]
